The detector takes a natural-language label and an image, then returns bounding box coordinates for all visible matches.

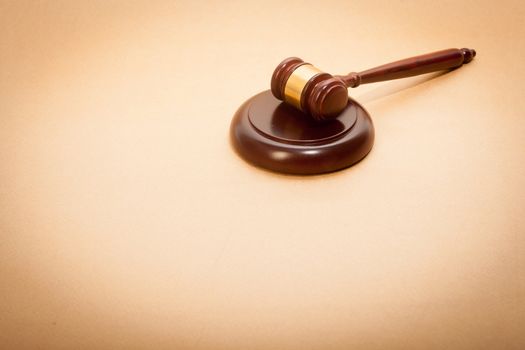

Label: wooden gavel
[271,48,476,120]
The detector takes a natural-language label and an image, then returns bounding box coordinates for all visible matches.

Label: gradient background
[1,1,524,349]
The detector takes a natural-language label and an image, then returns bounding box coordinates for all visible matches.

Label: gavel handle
[337,48,476,88]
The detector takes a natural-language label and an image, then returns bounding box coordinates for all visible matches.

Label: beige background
[1,0,524,349]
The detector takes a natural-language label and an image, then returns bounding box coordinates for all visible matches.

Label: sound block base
[230,90,375,175]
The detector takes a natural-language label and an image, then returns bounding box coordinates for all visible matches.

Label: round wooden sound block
[230,90,375,175]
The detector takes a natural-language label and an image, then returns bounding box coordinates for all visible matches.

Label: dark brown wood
[233,48,476,174]
[337,48,476,87]
[230,90,374,175]
[271,48,476,120]
[305,77,349,121]
[270,57,305,100]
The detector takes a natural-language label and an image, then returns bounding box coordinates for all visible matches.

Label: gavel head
[271,57,349,121]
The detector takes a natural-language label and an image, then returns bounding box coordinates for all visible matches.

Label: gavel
[271,48,476,120]
[231,47,477,174]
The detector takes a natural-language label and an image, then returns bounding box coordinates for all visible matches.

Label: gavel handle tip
[461,48,476,64]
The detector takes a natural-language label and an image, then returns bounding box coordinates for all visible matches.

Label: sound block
[230,90,375,175]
